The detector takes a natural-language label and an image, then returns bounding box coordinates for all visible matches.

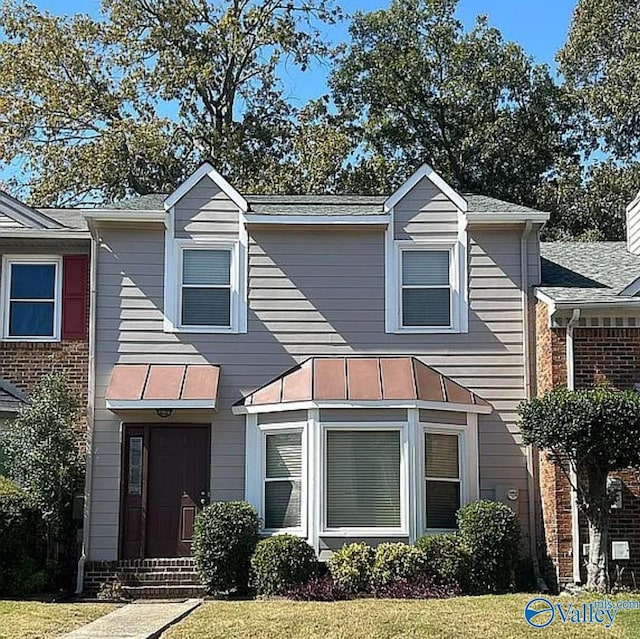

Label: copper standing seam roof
[233,357,491,413]
[105,364,220,409]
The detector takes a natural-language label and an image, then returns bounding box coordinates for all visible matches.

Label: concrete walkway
[60,599,202,639]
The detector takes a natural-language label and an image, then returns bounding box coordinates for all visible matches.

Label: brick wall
[536,300,640,588]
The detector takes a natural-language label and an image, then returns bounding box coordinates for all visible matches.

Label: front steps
[85,558,207,599]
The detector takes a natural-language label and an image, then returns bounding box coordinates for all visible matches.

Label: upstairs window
[180,247,232,329]
[2,257,61,341]
[401,249,451,328]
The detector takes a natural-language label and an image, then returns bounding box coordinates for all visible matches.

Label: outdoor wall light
[156,408,173,418]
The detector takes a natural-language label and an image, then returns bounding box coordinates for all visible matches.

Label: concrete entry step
[60,598,202,639]
[122,584,207,599]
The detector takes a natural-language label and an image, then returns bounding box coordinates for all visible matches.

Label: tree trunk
[584,466,609,591]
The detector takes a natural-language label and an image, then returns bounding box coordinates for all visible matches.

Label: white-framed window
[386,240,466,334]
[246,420,307,536]
[424,430,462,530]
[321,423,408,536]
[172,239,241,333]
[1,255,62,341]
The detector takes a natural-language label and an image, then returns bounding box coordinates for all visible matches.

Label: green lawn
[0,601,117,639]
[164,594,640,639]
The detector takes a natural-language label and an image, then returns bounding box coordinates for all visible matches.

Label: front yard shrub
[251,534,318,596]
[0,478,45,595]
[370,543,426,591]
[415,533,470,588]
[192,501,260,595]
[328,542,375,594]
[458,500,520,594]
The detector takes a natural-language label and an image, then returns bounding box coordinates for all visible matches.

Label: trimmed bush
[251,534,318,596]
[328,542,375,594]
[371,543,426,591]
[457,500,521,594]
[192,501,260,595]
[415,533,469,588]
[0,477,45,595]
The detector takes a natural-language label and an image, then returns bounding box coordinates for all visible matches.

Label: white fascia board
[232,399,492,416]
[243,214,390,225]
[0,229,90,239]
[384,164,468,212]
[106,399,217,411]
[0,192,64,229]
[82,210,165,223]
[165,163,248,211]
[466,212,550,223]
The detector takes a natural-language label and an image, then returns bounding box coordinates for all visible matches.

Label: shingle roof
[102,191,543,217]
[0,379,28,414]
[36,208,88,230]
[539,242,640,304]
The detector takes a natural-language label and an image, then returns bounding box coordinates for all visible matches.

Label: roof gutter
[0,229,90,239]
[566,308,582,584]
[467,212,549,224]
[82,210,165,223]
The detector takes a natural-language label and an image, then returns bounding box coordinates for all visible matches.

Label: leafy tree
[330,0,572,205]
[539,159,640,241]
[519,388,640,591]
[3,373,83,562]
[0,0,340,204]
[558,0,640,161]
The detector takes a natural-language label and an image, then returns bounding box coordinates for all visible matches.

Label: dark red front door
[121,425,210,559]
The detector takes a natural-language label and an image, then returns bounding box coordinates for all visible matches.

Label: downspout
[520,221,541,577]
[75,222,99,595]
[566,307,582,584]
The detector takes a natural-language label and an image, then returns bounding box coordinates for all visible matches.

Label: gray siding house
[80,163,548,589]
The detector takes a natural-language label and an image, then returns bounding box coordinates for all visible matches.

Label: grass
[164,594,640,639]
[0,600,117,639]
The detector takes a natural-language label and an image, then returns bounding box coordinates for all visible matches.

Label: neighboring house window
[1,257,62,341]
[264,431,303,530]
[179,244,234,330]
[424,431,461,530]
[386,241,466,333]
[324,428,404,532]
[401,249,451,327]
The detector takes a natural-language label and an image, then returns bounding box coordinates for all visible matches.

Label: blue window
[4,261,59,339]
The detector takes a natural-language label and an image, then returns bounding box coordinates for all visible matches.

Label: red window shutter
[62,255,89,340]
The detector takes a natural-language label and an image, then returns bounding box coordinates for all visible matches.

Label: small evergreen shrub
[328,542,375,594]
[251,534,318,596]
[192,501,260,595]
[0,478,45,596]
[457,500,521,594]
[370,543,426,591]
[415,533,469,588]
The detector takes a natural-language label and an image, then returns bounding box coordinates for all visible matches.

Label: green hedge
[251,534,318,596]
[458,500,520,594]
[328,542,375,594]
[371,543,426,590]
[0,477,46,595]
[192,501,260,595]
[415,533,470,588]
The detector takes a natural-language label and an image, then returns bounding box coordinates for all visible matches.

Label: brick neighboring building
[0,192,90,436]
[536,235,640,590]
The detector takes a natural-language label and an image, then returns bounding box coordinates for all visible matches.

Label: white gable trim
[164,163,248,211]
[0,192,64,229]
[384,164,467,213]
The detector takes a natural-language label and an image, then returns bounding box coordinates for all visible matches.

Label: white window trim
[319,421,409,537]
[246,418,308,537]
[166,236,243,334]
[0,254,63,342]
[418,416,479,535]
[388,240,462,334]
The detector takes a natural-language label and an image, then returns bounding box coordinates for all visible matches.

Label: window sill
[1,336,60,343]
[261,528,307,538]
[320,528,408,537]
[164,325,239,335]
[389,327,461,335]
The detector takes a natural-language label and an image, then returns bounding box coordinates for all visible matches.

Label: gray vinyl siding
[0,213,23,229]
[173,176,239,239]
[394,177,459,240]
[88,179,537,560]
